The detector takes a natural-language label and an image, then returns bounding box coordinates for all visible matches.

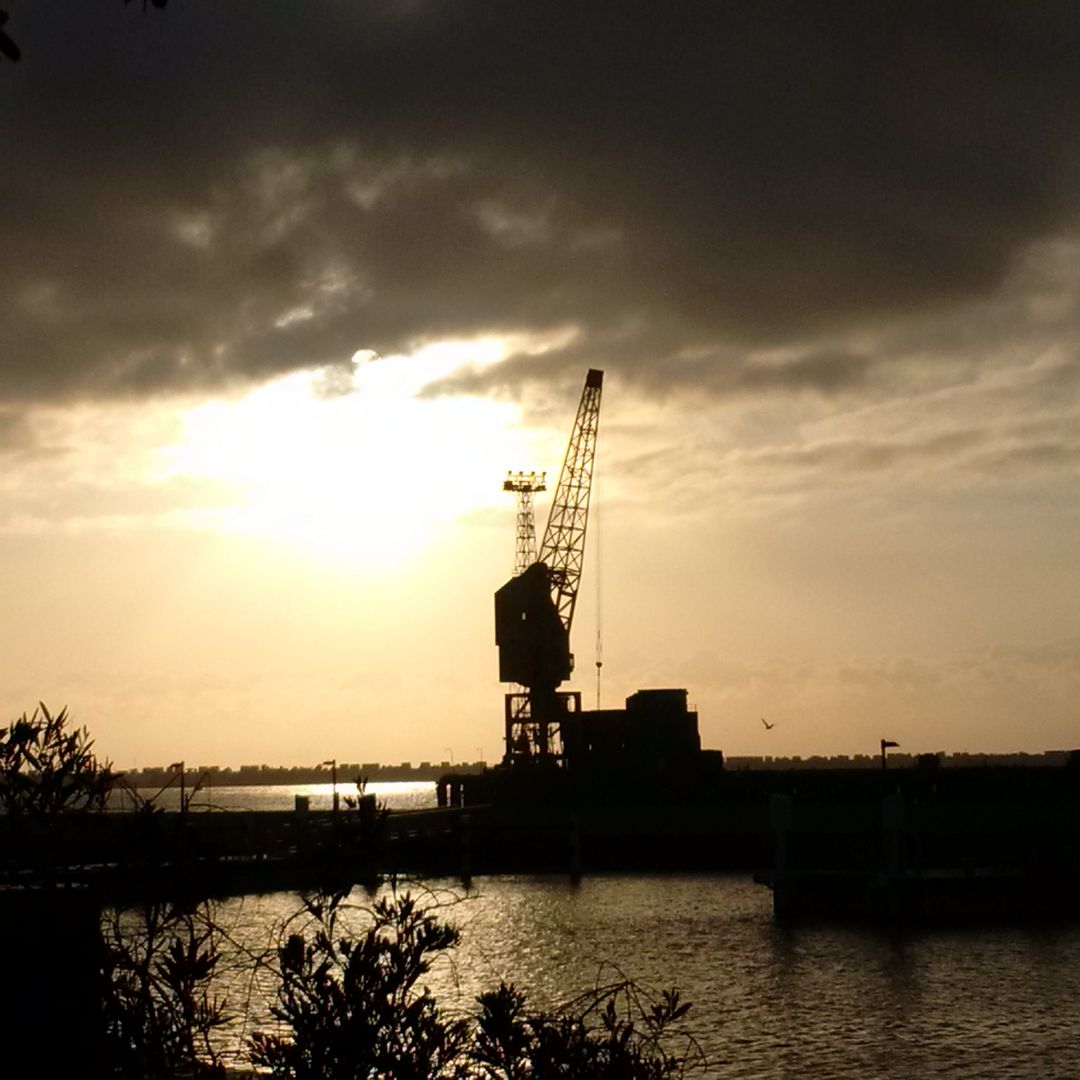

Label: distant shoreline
[119,762,484,790]
[117,749,1077,790]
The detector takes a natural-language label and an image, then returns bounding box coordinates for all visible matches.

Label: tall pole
[880,739,899,770]
[169,761,186,813]
[322,759,338,812]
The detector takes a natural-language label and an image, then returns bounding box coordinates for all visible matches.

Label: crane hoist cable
[594,440,603,710]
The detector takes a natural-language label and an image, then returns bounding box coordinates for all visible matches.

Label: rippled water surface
[211,873,1080,1077]
[125,780,436,813]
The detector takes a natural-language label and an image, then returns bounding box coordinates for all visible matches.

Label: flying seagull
[761,718,775,730]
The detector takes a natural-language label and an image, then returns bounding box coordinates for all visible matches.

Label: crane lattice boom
[539,368,603,635]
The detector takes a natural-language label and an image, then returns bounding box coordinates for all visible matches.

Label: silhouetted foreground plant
[250,888,471,1078]
[251,887,704,1078]
[474,980,695,1079]
[101,898,231,1078]
[0,702,116,815]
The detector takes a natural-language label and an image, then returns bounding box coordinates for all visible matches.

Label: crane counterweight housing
[494,562,571,687]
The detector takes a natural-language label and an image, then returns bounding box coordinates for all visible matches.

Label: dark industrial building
[562,689,702,771]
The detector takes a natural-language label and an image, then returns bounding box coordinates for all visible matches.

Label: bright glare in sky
[161,341,533,570]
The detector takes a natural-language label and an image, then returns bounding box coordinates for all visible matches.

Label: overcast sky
[4,2,1080,767]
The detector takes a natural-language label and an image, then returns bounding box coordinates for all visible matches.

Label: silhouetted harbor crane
[495,370,603,763]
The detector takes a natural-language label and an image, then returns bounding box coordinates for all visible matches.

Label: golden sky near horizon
[3,4,1080,766]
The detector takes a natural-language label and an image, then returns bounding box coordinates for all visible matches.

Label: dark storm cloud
[421,346,872,402]
[4,1,1080,403]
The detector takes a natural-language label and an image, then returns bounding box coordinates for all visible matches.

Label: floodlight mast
[503,471,546,575]
[494,369,603,764]
[503,471,547,731]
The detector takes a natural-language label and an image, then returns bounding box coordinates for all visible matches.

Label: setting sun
[159,343,536,571]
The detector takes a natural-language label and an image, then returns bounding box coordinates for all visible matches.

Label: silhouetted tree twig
[102,898,231,1078]
[0,702,116,816]
[0,2,172,65]
[0,10,19,61]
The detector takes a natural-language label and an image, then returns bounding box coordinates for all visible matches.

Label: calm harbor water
[123,780,437,813]
[210,879,1080,1076]
[113,783,1080,1075]
[208,874,1080,1076]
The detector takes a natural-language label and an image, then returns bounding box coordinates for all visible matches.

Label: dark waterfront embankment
[5,761,1079,914]
[406,759,1080,919]
[1,805,384,902]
